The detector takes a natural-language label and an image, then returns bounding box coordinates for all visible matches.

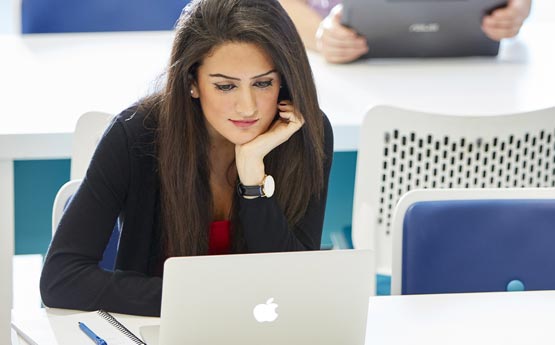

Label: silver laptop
[342,0,507,58]
[143,249,374,345]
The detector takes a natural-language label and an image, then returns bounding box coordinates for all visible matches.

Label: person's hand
[315,4,369,64]
[482,0,531,41]
[235,101,304,185]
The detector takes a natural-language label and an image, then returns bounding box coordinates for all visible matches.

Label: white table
[310,21,555,151]
[12,307,159,345]
[365,290,555,344]
[13,290,555,344]
[2,22,555,270]
[1,22,554,155]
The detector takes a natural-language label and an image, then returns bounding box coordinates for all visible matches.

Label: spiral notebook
[89,310,146,345]
[12,308,157,345]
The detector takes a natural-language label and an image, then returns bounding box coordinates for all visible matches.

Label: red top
[156,220,231,276]
[208,220,231,255]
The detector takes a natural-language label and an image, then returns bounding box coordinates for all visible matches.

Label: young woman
[280,0,532,63]
[40,0,333,317]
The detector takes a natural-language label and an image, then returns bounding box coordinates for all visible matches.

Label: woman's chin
[227,132,260,146]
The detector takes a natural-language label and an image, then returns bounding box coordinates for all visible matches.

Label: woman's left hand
[235,101,305,185]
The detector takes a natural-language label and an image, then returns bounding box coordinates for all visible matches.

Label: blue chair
[22,0,188,34]
[390,188,555,295]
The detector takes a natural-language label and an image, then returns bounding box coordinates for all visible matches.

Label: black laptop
[341,0,507,58]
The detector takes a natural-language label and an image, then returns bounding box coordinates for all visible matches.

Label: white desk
[310,21,555,151]
[12,308,159,345]
[1,22,554,155]
[2,22,555,265]
[13,290,555,344]
[365,290,555,344]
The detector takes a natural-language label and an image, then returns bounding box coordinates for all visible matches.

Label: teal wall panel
[13,152,358,255]
[321,151,357,249]
[14,159,70,255]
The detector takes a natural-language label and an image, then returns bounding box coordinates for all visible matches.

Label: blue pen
[78,322,108,345]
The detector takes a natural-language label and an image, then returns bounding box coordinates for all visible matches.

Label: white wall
[0,0,17,33]
[529,0,555,21]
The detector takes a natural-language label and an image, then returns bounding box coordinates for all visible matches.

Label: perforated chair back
[390,188,555,295]
[353,105,555,275]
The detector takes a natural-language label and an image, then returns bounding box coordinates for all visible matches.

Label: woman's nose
[235,89,257,117]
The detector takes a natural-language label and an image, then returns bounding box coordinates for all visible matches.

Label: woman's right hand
[315,4,369,64]
[235,101,304,186]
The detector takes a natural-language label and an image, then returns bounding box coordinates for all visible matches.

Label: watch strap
[237,183,264,197]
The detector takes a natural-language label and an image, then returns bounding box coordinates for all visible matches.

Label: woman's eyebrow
[208,69,277,80]
[208,73,240,80]
[250,69,277,79]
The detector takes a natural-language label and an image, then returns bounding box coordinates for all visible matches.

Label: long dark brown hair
[141,0,325,257]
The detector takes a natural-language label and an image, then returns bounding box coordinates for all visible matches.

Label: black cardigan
[40,106,333,316]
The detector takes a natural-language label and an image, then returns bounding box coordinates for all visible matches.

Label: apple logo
[253,298,279,323]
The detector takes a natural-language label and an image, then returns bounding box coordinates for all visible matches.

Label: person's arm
[280,0,323,50]
[238,114,334,251]
[280,0,368,63]
[40,111,163,317]
[482,0,532,41]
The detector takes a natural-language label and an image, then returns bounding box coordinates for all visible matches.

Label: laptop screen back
[159,250,374,345]
[342,0,507,58]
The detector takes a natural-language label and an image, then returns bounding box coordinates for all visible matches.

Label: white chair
[52,179,81,235]
[390,188,555,295]
[51,111,116,269]
[53,111,113,233]
[352,105,555,276]
[70,111,114,180]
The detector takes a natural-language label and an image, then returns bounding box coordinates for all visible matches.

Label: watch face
[263,175,275,198]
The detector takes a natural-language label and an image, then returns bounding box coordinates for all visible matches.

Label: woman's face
[192,42,281,145]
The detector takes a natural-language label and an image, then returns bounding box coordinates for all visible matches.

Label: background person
[280,0,532,63]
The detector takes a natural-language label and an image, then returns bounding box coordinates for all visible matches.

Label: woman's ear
[190,83,200,99]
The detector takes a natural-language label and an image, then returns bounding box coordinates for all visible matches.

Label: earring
[190,89,194,96]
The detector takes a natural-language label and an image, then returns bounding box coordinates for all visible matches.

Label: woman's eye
[254,80,273,88]
[215,84,236,91]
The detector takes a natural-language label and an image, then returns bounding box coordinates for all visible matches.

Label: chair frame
[52,179,81,235]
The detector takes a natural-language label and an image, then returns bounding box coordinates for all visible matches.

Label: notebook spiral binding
[97,310,147,345]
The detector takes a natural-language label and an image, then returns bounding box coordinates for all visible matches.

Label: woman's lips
[229,119,258,128]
